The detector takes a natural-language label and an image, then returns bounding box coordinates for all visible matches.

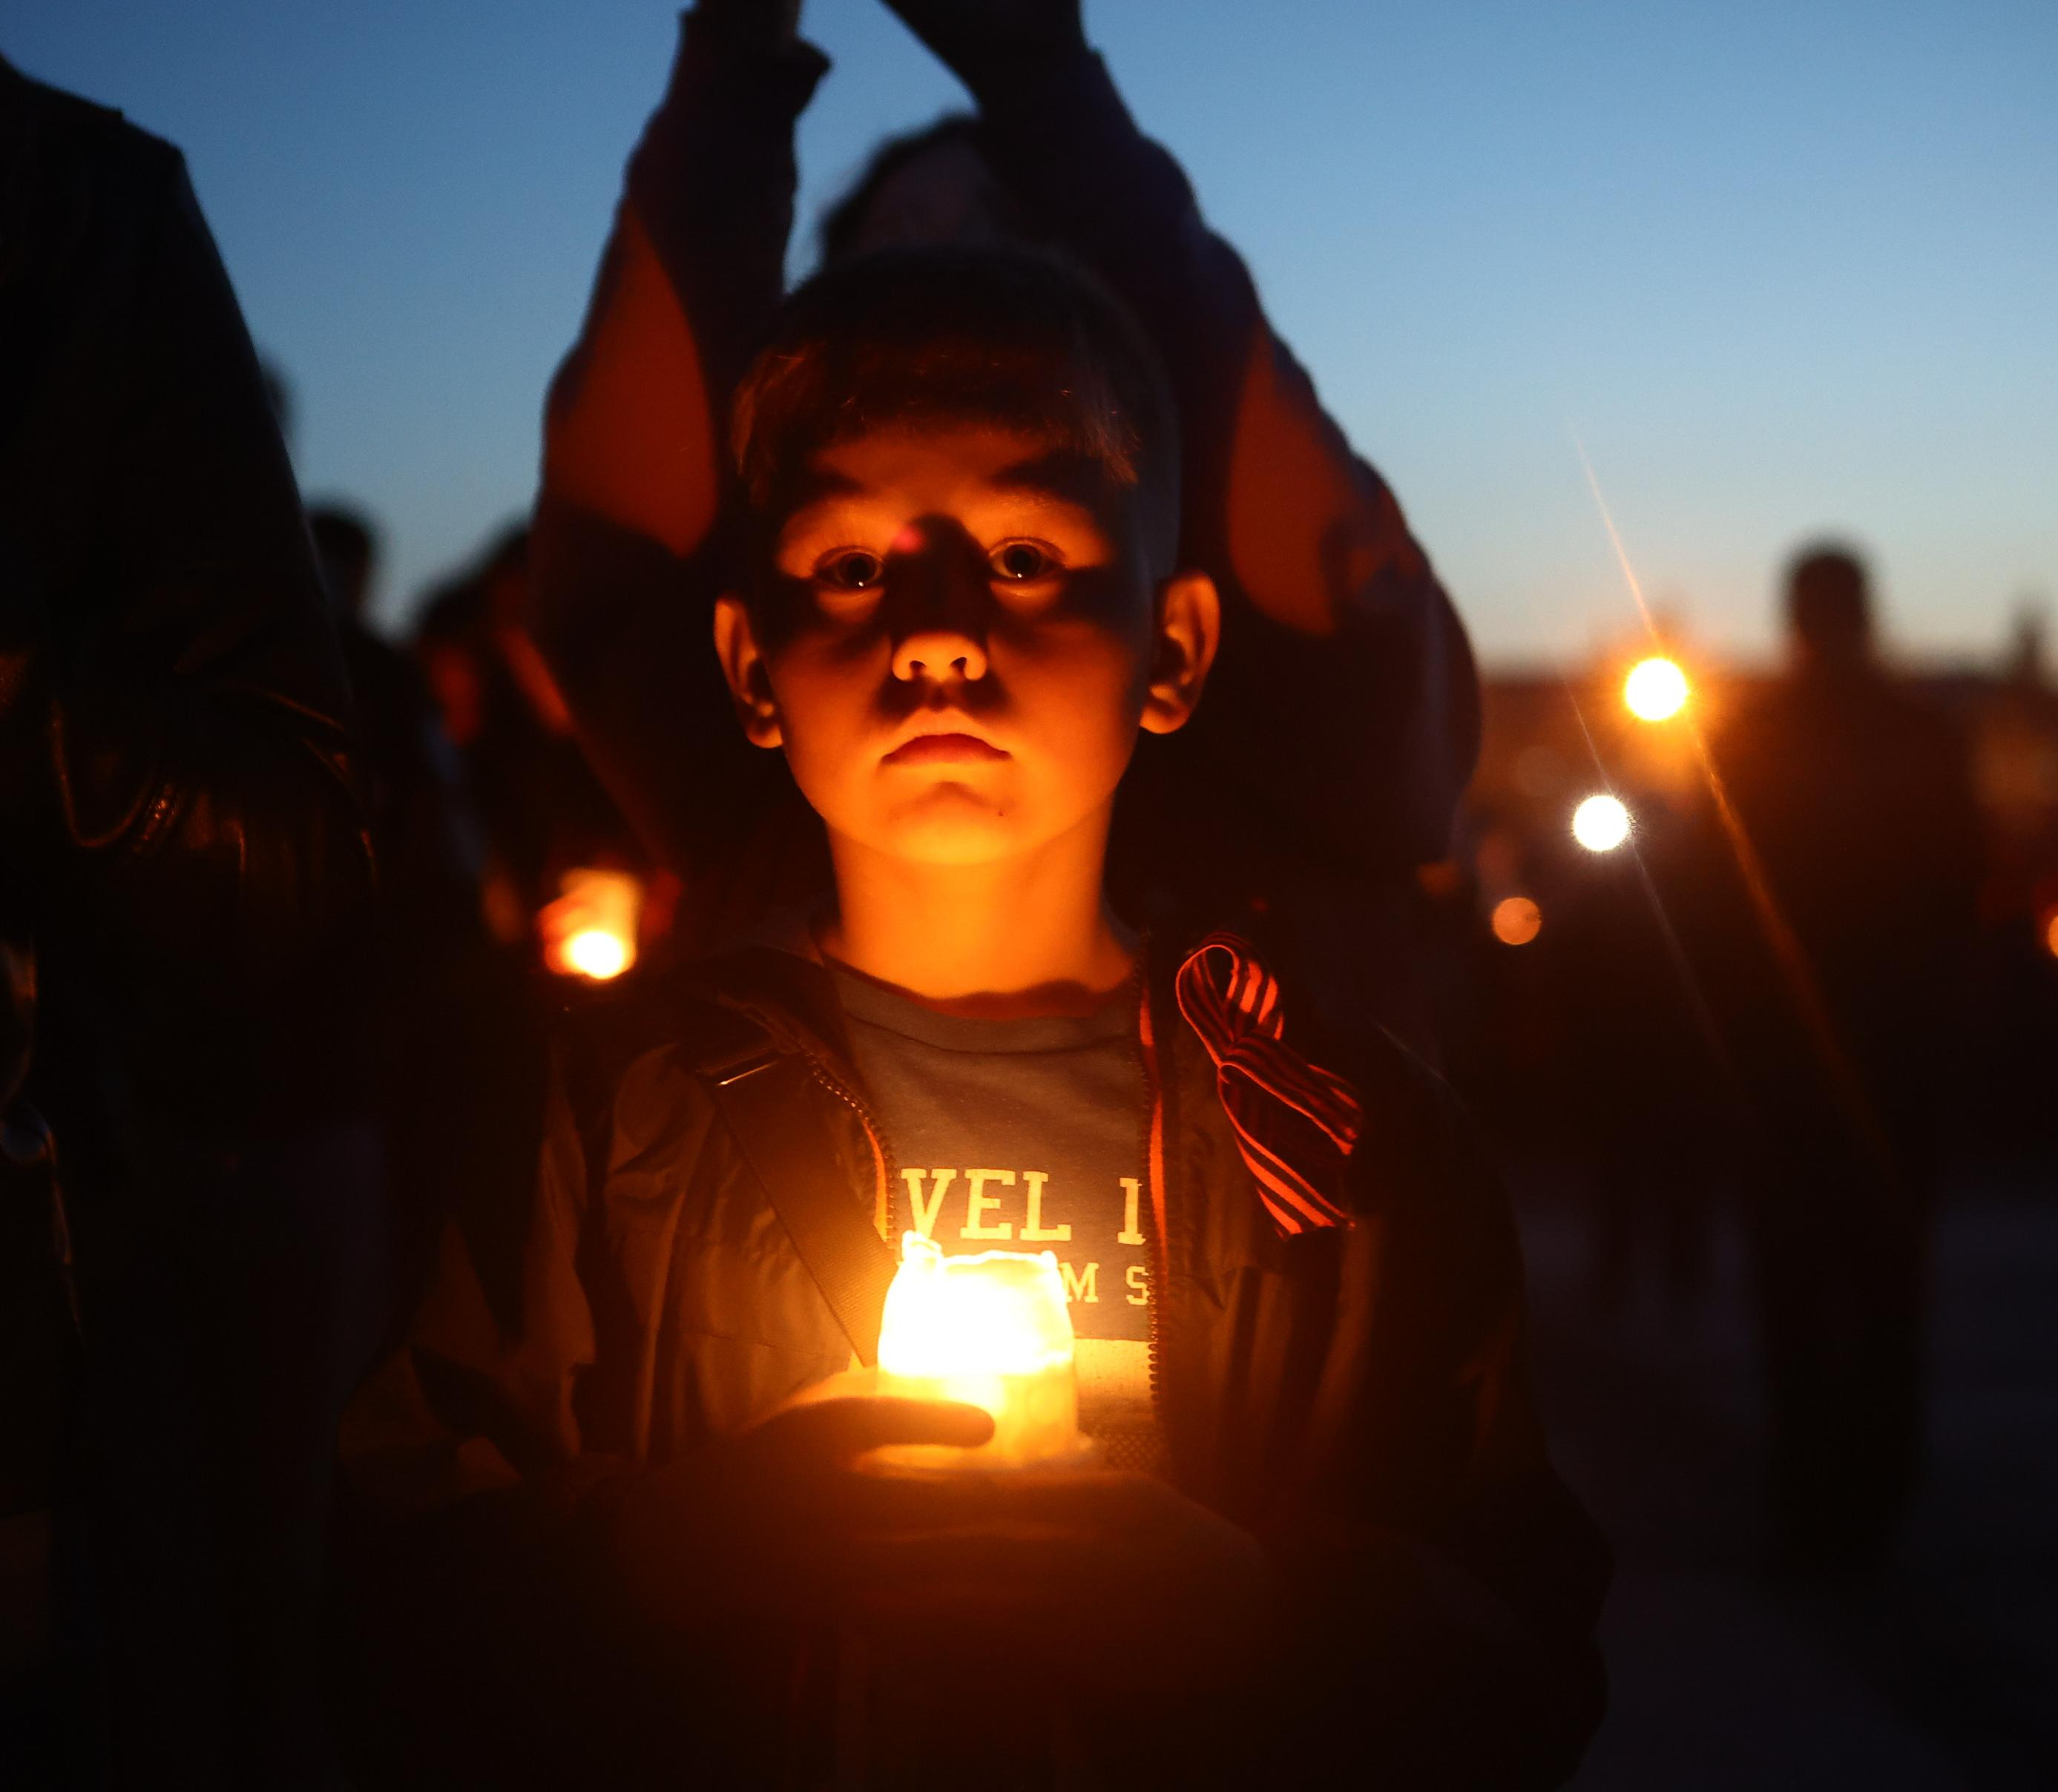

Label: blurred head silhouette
[309,504,378,619]
[1784,544,1874,674]
[819,116,1028,264]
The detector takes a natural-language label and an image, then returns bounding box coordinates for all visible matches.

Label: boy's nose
[887,518,991,685]
[891,627,990,685]
[892,625,987,691]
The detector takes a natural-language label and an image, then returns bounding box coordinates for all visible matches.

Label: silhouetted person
[1708,544,1981,1578]
[1552,788,1715,1318]
[529,0,1477,1054]
[309,506,487,1308]
[310,507,481,950]
[1965,606,2058,1161]
[401,528,656,1302]
[0,59,372,1785]
[415,527,639,932]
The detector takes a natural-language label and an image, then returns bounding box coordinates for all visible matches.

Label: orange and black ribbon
[1174,934,1360,1236]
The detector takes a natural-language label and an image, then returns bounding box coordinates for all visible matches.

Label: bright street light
[1572,794,1631,852]
[1623,656,1689,722]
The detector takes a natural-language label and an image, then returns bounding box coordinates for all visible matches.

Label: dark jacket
[529,9,1478,983]
[0,59,370,1124]
[341,941,1607,1789]
[0,62,373,1786]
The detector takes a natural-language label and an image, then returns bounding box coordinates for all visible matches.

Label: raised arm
[887,0,1479,872]
[529,3,825,883]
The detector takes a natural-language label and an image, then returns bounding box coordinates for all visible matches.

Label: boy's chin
[866,814,1035,868]
[842,794,1061,869]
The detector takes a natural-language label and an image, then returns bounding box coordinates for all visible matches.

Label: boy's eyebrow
[987,449,1117,510]
[777,464,865,514]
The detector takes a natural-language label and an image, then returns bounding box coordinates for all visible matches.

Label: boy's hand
[881,0,1087,94]
[849,1467,1283,1694]
[614,1395,994,1627]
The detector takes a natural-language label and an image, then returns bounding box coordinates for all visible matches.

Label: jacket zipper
[726,1011,900,1790]
[727,997,901,1247]
[1134,967,1171,1429]
[787,1032,901,1245]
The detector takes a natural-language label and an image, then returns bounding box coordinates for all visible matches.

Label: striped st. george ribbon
[1174,933,1361,1236]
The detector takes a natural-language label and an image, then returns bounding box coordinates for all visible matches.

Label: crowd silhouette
[4,7,2055,1789]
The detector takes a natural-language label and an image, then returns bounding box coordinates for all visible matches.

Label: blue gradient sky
[10,1,2054,665]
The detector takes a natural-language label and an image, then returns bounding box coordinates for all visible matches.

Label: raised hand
[881,0,1087,95]
[699,0,804,50]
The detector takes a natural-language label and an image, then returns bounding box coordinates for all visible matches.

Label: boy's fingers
[780,1395,994,1460]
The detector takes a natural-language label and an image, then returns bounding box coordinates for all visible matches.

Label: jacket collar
[692,919,1180,1093]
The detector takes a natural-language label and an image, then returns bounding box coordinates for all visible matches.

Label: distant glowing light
[1491,896,1543,946]
[1624,656,1689,721]
[1572,794,1632,852]
[543,867,644,981]
[2044,909,2058,960]
[562,927,631,981]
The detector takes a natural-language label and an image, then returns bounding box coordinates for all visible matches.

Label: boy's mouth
[882,731,1008,766]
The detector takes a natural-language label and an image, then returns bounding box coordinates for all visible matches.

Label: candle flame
[875,1234,1082,1464]
[562,926,631,981]
[878,1233,1074,1378]
[542,868,644,980]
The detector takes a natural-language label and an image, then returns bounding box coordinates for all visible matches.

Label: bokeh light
[1623,656,1689,721]
[562,926,631,981]
[1572,794,1632,852]
[1490,896,1543,946]
[2043,909,2058,960]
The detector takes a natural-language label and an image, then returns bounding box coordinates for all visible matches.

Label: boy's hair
[731,245,1180,574]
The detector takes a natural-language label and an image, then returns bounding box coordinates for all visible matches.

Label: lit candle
[542,867,642,981]
[875,1233,1084,1466]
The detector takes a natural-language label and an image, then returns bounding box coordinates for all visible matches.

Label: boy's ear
[1140,570,1220,737]
[712,593,784,749]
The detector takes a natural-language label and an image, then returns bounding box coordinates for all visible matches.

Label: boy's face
[715,422,1215,869]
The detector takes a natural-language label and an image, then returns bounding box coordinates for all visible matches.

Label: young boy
[534,0,1479,1058]
[341,248,1605,1788]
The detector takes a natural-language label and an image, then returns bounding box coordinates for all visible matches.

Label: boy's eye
[818,550,885,591]
[990,541,1058,583]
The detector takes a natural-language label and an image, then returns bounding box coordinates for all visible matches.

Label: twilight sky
[10,0,2054,667]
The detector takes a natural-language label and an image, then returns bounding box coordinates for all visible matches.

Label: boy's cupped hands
[846,1458,1283,1696]
[614,1394,1280,1693]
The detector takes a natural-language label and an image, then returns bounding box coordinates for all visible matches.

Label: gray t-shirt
[829,964,1161,1469]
